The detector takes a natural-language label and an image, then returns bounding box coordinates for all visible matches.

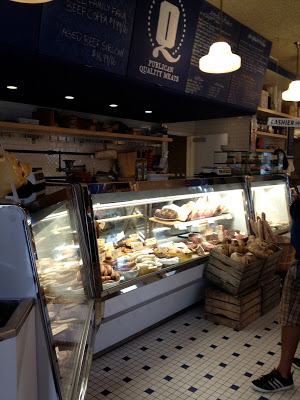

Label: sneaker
[293,357,300,370]
[251,369,294,393]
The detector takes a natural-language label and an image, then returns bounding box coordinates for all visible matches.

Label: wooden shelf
[0,121,173,143]
[257,107,300,120]
[256,131,288,139]
[255,149,275,153]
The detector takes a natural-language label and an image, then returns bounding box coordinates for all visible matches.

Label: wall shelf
[257,107,300,120]
[256,131,288,139]
[0,121,173,143]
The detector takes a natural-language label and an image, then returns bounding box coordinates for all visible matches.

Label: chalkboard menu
[227,26,272,110]
[0,1,41,52]
[185,0,241,102]
[127,0,199,92]
[39,0,136,75]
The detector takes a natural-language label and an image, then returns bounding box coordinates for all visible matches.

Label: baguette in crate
[250,212,287,277]
[261,275,281,315]
[204,245,264,296]
[205,287,262,330]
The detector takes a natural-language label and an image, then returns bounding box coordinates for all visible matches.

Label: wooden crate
[259,246,282,284]
[204,249,264,295]
[261,275,281,315]
[205,287,261,330]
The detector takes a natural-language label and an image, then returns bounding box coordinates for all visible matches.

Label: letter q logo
[148,1,187,63]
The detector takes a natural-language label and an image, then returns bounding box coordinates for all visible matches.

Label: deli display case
[247,175,291,234]
[86,177,251,299]
[0,186,97,400]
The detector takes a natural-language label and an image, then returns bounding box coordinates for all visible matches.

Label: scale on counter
[202,167,232,176]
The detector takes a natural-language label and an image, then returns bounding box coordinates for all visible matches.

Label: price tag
[131,242,143,251]
[111,248,122,259]
[145,237,157,246]
[116,231,125,242]
[99,252,106,262]
[129,233,139,240]
[216,225,224,241]
[97,238,106,246]
[105,241,114,250]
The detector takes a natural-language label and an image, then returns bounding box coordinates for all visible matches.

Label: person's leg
[277,326,300,378]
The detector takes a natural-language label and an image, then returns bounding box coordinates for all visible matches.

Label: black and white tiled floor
[87,306,300,400]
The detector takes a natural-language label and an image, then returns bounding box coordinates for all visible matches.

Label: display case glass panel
[91,180,250,289]
[31,198,94,400]
[250,178,290,233]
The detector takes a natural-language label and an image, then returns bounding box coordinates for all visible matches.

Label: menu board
[185,0,241,102]
[39,0,136,75]
[0,1,41,52]
[127,0,200,92]
[227,26,272,110]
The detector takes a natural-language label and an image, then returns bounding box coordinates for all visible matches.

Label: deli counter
[82,175,291,355]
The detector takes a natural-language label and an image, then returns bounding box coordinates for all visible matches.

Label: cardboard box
[259,90,269,109]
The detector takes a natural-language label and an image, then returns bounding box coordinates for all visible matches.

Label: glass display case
[248,175,291,234]
[214,151,284,176]
[87,178,251,297]
[0,187,97,400]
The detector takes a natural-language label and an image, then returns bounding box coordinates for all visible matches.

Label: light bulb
[199,42,241,74]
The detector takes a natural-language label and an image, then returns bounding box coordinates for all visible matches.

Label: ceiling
[207,0,300,75]
[1,0,299,123]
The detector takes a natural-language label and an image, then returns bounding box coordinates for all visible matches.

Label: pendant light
[10,0,52,3]
[282,42,300,102]
[199,0,241,74]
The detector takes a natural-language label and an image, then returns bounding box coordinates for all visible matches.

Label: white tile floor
[87,305,300,400]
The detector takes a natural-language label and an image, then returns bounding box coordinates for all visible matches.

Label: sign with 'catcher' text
[267,117,300,127]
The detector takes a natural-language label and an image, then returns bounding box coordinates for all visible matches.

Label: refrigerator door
[248,175,291,234]
[27,186,96,400]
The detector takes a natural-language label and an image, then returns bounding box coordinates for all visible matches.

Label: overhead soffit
[206,0,300,74]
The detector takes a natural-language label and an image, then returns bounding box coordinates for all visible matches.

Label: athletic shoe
[251,369,294,393]
[293,357,300,370]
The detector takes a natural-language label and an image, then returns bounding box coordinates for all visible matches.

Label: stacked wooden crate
[204,245,282,330]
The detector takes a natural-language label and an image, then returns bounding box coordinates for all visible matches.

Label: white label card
[116,231,125,242]
[99,252,106,262]
[129,233,139,240]
[145,237,157,246]
[132,242,143,251]
[52,324,69,336]
[105,241,114,250]
[97,238,105,246]
[111,248,122,259]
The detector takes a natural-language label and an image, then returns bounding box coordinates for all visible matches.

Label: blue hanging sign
[185,0,241,102]
[227,26,272,110]
[127,0,200,92]
[39,0,136,75]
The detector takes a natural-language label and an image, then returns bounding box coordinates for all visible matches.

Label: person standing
[251,198,300,393]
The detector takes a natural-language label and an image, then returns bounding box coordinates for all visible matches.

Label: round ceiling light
[10,1,53,4]
[7,85,18,90]
[199,41,241,74]
[282,80,300,101]
[65,95,74,100]
[109,104,118,107]
[145,110,152,114]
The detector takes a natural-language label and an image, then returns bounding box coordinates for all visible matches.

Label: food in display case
[89,180,251,288]
[32,200,94,397]
[250,178,290,233]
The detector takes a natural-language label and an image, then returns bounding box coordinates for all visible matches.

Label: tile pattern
[87,306,300,400]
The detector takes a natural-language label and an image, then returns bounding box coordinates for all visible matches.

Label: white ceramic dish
[118,266,140,280]
[102,277,124,289]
